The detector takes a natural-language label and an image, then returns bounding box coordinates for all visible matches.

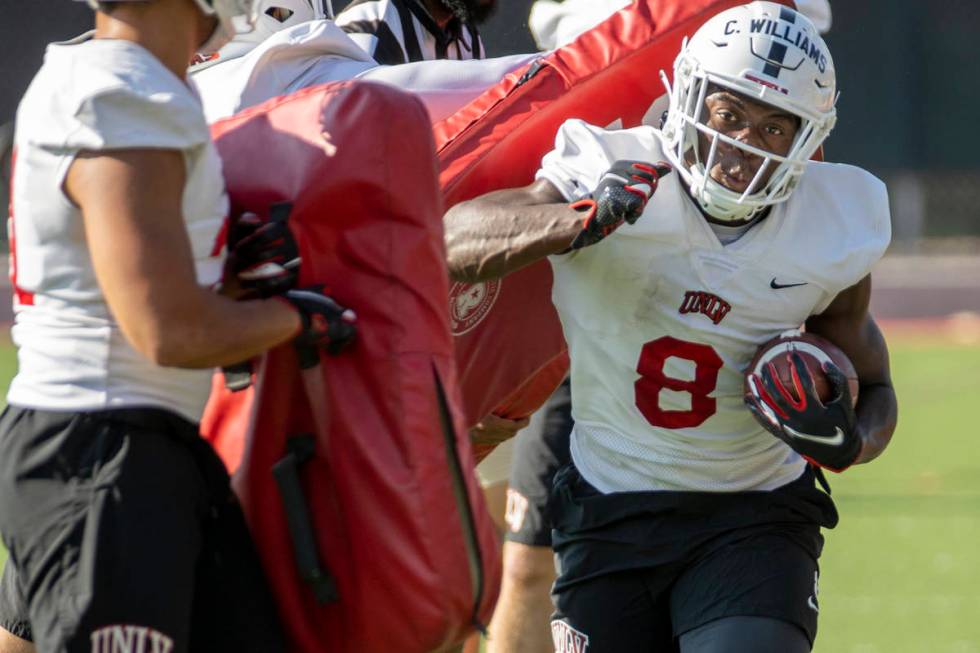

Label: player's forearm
[853,382,897,465]
[137,291,301,369]
[444,198,580,283]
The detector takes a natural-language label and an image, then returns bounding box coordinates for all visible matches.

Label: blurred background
[0,1,978,652]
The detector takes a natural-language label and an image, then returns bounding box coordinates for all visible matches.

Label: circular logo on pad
[449,280,501,335]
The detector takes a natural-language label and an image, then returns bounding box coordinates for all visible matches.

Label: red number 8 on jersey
[635,336,724,429]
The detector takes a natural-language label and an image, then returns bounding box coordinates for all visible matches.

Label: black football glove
[281,287,357,359]
[569,160,671,250]
[744,353,862,472]
[227,204,301,298]
[221,286,355,389]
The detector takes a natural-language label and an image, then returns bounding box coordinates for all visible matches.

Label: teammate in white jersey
[444,3,897,651]
[0,1,358,651]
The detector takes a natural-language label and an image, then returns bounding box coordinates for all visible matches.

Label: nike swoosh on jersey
[783,425,846,446]
[808,595,819,612]
[770,278,809,289]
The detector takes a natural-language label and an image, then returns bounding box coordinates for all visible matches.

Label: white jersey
[8,35,228,423]
[191,19,535,124]
[191,20,377,123]
[537,120,890,493]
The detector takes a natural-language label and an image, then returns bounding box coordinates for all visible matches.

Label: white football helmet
[76,0,262,54]
[195,0,264,54]
[659,1,837,222]
[188,0,331,66]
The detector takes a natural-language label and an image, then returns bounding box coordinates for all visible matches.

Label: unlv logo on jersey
[552,620,590,653]
[678,290,732,325]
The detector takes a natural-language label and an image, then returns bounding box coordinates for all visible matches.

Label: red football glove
[569,160,671,250]
[745,354,862,472]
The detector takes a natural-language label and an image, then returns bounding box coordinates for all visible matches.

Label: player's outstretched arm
[443,179,580,283]
[65,148,341,369]
[445,161,669,283]
[805,275,898,465]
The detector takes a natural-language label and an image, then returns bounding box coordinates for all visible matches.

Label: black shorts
[505,379,573,546]
[0,406,285,653]
[549,463,839,651]
[0,557,29,640]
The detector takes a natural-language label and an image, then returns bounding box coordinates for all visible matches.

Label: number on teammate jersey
[635,336,723,429]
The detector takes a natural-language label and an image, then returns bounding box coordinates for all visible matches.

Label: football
[745,331,859,406]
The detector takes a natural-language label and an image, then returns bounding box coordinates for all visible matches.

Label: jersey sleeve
[536,119,614,202]
[536,119,653,202]
[69,83,211,153]
[810,167,892,314]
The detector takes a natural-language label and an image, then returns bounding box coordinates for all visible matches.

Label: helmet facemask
[238,0,331,45]
[659,2,838,223]
[190,0,332,66]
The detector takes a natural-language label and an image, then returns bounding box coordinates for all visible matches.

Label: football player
[0,1,356,651]
[493,2,841,652]
[443,3,897,651]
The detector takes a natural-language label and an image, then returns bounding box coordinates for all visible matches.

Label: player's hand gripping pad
[200,81,500,653]
[437,0,796,432]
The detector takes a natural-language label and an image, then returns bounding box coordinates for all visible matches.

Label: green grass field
[816,343,980,653]
[0,340,977,651]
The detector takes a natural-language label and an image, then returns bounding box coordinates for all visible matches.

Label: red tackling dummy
[201,81,500,653]
[438,0,796,432]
